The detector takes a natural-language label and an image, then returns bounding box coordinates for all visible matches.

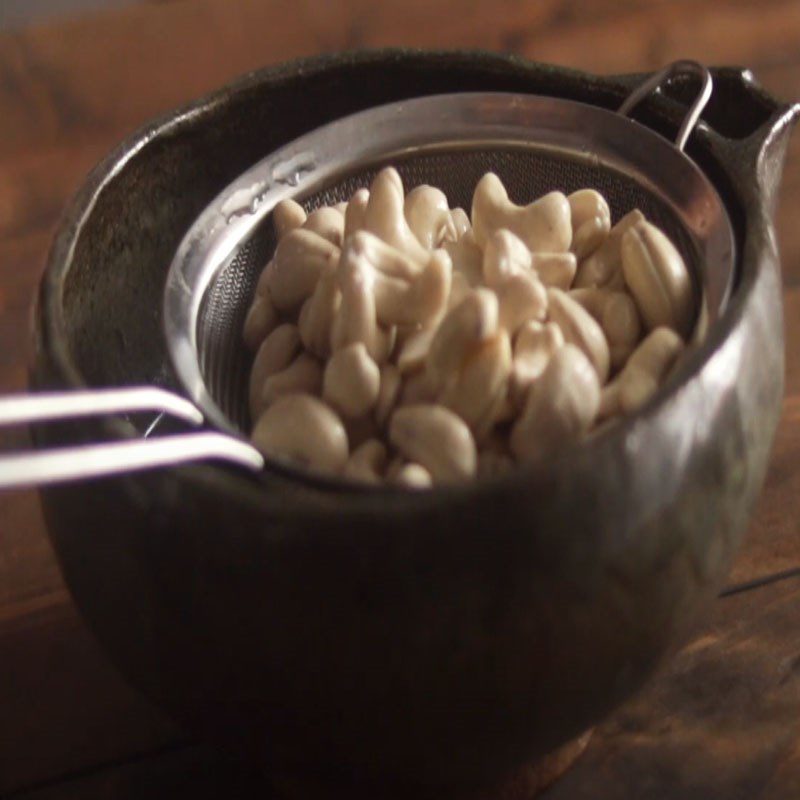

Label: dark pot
[30,51,798,787]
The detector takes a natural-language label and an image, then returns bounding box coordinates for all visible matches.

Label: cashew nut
[444,234,483,289]
[302,206,345,246]
[389,404,478,483]
[249,323,301,419]
[600,327,685,418]
[323,342,381,418]
[391,462,433,489]
[568,189,611,259]
[510,320,564,408]
[404,185,457,249]
[273,199,307,240]
[426,288,499,391]
[569,287,642,370]
[621,219,694,337]
[375,363,402,427]
[573,209,644,289]
[482,229,533,288]
[530,252,577,291]
[261,353,323,408]
[438,332,512,430]
[251,393,348,474]
[450,207,472,239]
[243,292,278,351]
[343,439,388,485]
[510,344,600,462]
[331,254,394,363]
[344,234,451,327]
[344,188,369,241]
[546,288,610,384]
[397,326,437,375]
[268,228,339,312]
[298,270,341,359]
[472,172,571,253]
[364,168,429,262]
[496,272,548,335]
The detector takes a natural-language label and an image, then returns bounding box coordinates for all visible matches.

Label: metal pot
[28,51,798,786]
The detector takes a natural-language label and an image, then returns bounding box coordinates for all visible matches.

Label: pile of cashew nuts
[243,167,693,487]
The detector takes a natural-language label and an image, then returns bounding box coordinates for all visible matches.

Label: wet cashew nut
[496,272,548,334]
[546,288,611,384]
[510,321,564,407]
[251,393,348,473]
[261,353,324,408]
[273,199,307,240]
[621,219,694,337]
[472,172,572,253]
[404,185,457,249]
[391,462,433,489]
[302,206,345,246]
[343,439,388,484]
[510,344,600,462]
[568,189,611,259]
[482,229,533,287]
[389,404,478,482]
[530,252,577,291]
[600,327,684,418]
[298,270,341,359]
[323,342,381,418]
[268,228,339,312]
[249,323,302,419]
[569,287,642,370]
[344,188,370,241]
[243,292,278,351]
[426,288,499,391]
[574,209,644,290]
[449,208,472,239]
[438,332,512,430]
[363,168,429,262]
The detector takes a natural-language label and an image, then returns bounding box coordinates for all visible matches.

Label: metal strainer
[0,60,735,489]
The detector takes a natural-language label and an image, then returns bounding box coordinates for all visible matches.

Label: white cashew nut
[482,229,533,288]
[449,207,472,239]
[389,404,478,483]
[546,288,610,384]
[298,270,341,359]
[251,393,348,474]
[343,438,388,485]
[249,323,301,419]
[343,188,370,241]
[530,252,577,291]
[510,344,600,462]
[569,287,642,370]
[510,320,564,408]
[363,168,429,262]
[568,189,611,259]
[323,342,381,418]
[404,185,457,249]
[302,206,345,246]
[438,332,512,430]
[574,209,644,289]
[472,172,571,253]
[495,272,548,335]
[243,292,278,351]
[273,199,307,240]
[268,228,339,312]
[426,288,499,391]
[621,219,694,337]
[391,462,433,489]
[599,327,684,418]
[261,353,323,408]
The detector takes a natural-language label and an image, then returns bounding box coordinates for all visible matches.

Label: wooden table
[1,1,799,797]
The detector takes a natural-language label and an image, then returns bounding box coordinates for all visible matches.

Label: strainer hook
[618,60,712,152]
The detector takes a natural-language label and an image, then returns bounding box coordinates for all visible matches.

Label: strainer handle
[0,386,264,490]
[618,60,712,152]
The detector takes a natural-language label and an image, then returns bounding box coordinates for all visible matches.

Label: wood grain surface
[0,0,798,797]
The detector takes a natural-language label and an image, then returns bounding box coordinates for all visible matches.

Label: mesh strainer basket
[0,60,734,488]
